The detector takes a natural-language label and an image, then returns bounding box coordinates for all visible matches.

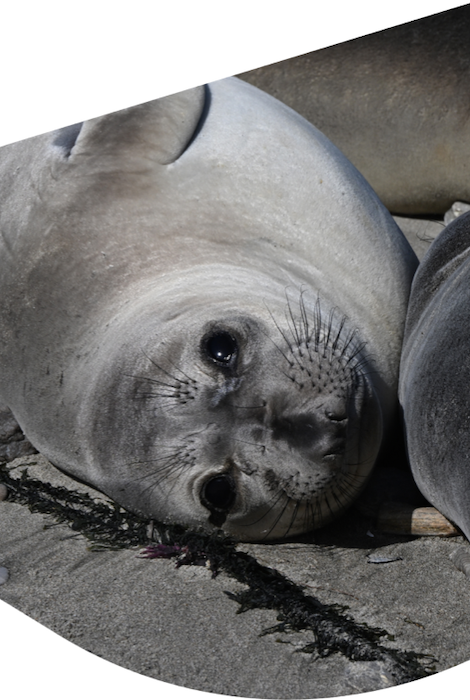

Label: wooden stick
[377,502,460,537]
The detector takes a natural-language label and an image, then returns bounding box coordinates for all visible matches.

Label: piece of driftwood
[377,502,460,537]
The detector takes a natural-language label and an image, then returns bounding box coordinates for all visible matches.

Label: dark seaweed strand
[0,462,155,549]
[1,462,435,684]
[146,532,435,685]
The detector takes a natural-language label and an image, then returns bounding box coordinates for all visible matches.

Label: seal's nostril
[201,474,236,512]
[325,410,348,422]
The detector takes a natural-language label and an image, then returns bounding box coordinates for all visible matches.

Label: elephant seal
[400,210,470,540]
[0,77,417,541]
[239,4,470,216]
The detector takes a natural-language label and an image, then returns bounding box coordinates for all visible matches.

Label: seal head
[82,281,383,540]
[0,78,416,540]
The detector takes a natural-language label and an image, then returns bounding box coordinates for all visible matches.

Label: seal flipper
[63,86,206,166]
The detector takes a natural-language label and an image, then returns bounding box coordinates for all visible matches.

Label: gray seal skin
[0,77,417,541]
[400,210,470,540]
[239,4,470,216]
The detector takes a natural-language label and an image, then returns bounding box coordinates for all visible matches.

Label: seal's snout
[270,411,347,460]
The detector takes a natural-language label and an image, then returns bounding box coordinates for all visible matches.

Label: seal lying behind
[0,77,417,541]
[239,4,470,216]
[400,211,470,541]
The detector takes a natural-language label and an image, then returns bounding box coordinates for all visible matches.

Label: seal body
[400,211,470,540]
[239,4,470,215]
[0,77,417,540]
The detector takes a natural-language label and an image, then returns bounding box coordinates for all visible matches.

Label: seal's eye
[201,474,236,512]
[206,332,237,364]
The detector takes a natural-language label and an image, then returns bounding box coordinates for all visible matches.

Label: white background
[0,1,468,699]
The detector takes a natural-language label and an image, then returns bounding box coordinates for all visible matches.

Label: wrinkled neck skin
[63,265,383,541]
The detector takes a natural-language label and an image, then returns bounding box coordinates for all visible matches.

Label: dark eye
[206,332,237,364]
[201,475,236,512]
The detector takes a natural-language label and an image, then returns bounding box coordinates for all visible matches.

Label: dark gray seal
[0,77,417,540]
[239,4,470,216]
[400,210,470,540]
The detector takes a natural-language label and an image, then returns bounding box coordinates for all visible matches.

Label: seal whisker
[331,483,356,509]
[128,454,197,500]
[126,456,182,470]
[328,481,350,511]
[298,495,319,534]
[340,472,369,487]
[133,392,182,400]
[285,292,303,350]
[126,373,189,390]
[339,330,363,363]
[333,473,368,505]
[260,314,313,388]
[139,350,198,385]
[322,491,337,518]
[126,448,195,481]
[242,488,287,528]
[322,306,338,360]
[305,498,320,532]
[262,303,296,365]
[331,481,359,510]
[343,342,368,368]
[299,288,310,343]
[307,498,320,532]
[313,297,323,351]
[260,493,293,541]
[278,367,300,384]
[133,392,196,408]
[282,499,301,539]
[132,456,187,482]
[131,468,183,500]
[331,313,347,355]
[231,436,266,451]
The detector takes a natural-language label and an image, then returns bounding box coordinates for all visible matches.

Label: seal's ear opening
[58,86,206,166]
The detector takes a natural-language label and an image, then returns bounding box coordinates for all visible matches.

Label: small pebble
[0,483,7,501]
[367,554,402,564]
[450,546,470,578]
[0,566,9,585]
[444,201,470,226]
